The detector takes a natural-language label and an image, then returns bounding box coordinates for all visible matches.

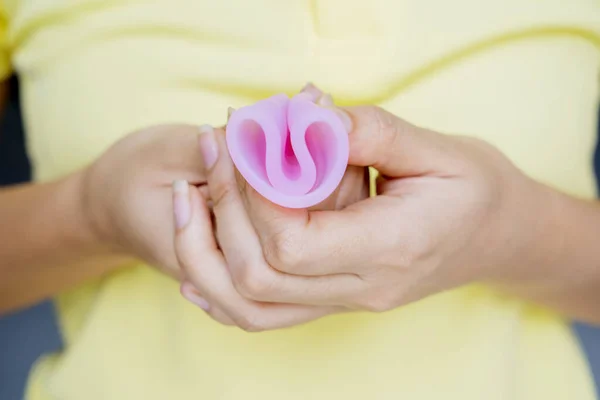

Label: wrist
[489,177,600,321]
[540,187,600,284]
[66,168,122,257]
[487,174,581,292]
[519,180,567,279]
[485,174,562,286]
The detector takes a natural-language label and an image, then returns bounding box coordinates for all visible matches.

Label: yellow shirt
[1,1,599,399]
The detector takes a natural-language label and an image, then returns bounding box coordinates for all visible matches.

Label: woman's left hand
[176,105,551,331]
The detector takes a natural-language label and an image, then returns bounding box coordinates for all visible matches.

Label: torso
[5,1,599,399]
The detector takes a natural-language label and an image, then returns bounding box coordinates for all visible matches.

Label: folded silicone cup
[226,93,349,208]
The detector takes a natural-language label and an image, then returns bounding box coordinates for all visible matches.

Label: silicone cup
[226,93,350,209]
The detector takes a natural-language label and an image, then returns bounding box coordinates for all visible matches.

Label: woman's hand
[84,85,368,283]
[1,123,217,312]
[176,105,558,331]
[82,124,211,280]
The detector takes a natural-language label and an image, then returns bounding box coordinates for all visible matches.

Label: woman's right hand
[81,124,208,280]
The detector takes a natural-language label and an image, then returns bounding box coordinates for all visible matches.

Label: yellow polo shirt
[1,1,599,399]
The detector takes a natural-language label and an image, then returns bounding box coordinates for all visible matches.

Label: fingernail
[180,282,210,311]
[199,124,218,170]
[227,107,235,121]
[173,180,191,230]
[317,93,334,107]
[334,108,353,132]
[300,82,323,102]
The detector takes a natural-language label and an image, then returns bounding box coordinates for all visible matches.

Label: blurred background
[0,75,599,399]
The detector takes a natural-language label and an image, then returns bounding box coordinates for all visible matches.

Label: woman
[1,1,599,399]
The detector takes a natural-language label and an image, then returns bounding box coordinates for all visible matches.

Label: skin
[0,125,206,312]
[1,83,599,327]
[176,95,600,331]
[0,86,366,314]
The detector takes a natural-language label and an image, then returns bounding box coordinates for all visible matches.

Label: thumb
[342,105,458,178]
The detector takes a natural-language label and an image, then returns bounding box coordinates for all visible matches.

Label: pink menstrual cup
[226,93,350,208]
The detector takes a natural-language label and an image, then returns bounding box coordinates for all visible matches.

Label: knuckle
[210,180,239,211]
[359,291,397,313]
[207,310,236,327]
[364,106,404,164]
[406,232,433,263]
[455,135,499,156]
[263,228,304,271]
[233,263,276,300]
[369,106,399,141]
[383,232,429,271]
[372,106,396,133]
[234,312,267,333]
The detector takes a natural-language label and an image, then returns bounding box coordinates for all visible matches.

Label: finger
[342,105,461,178]
[227,88,351,263]
[306,165,368,212]
[317,92,334,107]
[312,90,353,132]
[242,177,399,277]
[200,125,364,306]
[309,92,368,211]
[299,82,323,102]
[225,93,382,277]
[224,92,387,278]
[180,281,236,326]
[196,183,209,200]
[176,179,342,328]
[233,106,461,277]
[174,177,346,329]
[174,180,248,325]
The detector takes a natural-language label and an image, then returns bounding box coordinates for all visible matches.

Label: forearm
[497,182,600,324]
[0,170,130,314]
